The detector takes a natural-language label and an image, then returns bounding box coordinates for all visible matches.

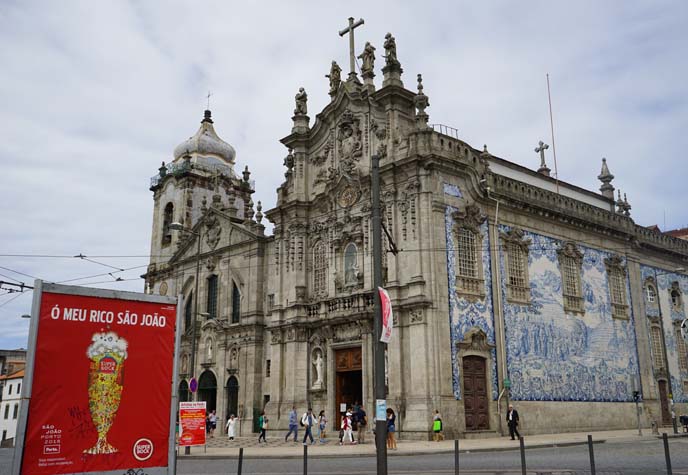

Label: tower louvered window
[313,241,327,295]
[206,275,218,319]
[675,326,688,373]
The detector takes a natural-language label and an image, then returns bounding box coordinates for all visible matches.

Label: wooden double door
[463,356,489,430]
[335,347,362,413]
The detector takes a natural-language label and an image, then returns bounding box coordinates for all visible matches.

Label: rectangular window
[456,228,477,278]
[506,242,529,303]
[231,283,241,323]
[676,327,688,374]
[267,294,275,310]
[651,326,665,371]
[313,242,327,295]
[3,404,8,420]
[12,403,18,419]
[17,383,20,395]
[206,275,218,319]
[266,360,271,378]
[561,255,584,313]
[609,269,628,319]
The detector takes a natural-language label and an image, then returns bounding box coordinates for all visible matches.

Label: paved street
[2,437,688,474]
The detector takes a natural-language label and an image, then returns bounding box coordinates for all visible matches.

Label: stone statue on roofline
[358,42,376,77]
[383,33,399,66]
[326,61,342,97]
[294,87,308,115]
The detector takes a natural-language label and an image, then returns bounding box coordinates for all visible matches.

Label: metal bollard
[303,443,308,475]
[519,436,526,475]
[237,447,243,475]
[587,434,596,475]
[454,439,459,475]
[663,432,672,475]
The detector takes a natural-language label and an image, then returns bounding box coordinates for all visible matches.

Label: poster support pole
[11,279,43,475]
[168,295,184,475]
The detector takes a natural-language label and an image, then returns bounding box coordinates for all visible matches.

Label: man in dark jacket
[506,404,520,440]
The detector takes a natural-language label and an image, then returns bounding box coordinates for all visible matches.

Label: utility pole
[371,153,388,475]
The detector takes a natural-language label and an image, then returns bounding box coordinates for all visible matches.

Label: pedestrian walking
[301,407,315,445]
[506,404,520,440]
[317,410,327,443]
[226,414,237,440]
[356,405,368,444]
[432,410,444,442]
[339,411,355,445]
[208,409,217,438]
[284,405,298,442]
[258,410,268,443]
[386,408,397,450]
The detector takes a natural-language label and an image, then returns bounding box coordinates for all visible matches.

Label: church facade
[143,33,688,439]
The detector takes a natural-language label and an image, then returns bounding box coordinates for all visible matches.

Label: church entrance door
[335,347,362,416]
[658,380,671,425]
[463,356,489,431]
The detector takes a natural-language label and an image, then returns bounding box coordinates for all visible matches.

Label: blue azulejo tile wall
[445,205,498,401]
[500,227,640,402]
[639,265,688,403]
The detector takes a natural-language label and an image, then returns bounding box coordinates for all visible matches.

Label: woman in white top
[225,414,238,440]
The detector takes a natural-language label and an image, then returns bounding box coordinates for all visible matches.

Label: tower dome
[173,110,236,165]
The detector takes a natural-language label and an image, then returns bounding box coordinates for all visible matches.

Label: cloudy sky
[1,1,687,349]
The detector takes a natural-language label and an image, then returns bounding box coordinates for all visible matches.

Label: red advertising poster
[379,287,393,343]
[178,402,206,447]
[21,290,177,474]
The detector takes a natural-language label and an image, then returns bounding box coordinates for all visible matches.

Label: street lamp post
[169,221,202,454]
[653,267,685,435]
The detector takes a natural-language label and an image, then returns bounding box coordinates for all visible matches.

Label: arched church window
[671,283,682,310]
[674,323,688,373]
[206,275,218,319]
[313,241,327,295]
[344,243,358,285]
[231,282,241,323]
[557,242,584,315]
[162,203,174,246]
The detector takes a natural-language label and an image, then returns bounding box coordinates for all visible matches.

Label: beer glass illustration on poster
[21,291,177,475]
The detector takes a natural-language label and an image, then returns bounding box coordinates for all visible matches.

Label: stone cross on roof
[339,17,365,79]
[535,140,551,176]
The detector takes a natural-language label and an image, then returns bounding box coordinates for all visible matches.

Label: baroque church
[144,29,688,439]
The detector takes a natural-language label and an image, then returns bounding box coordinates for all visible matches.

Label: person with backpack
[258,410,268,443]
[284,405,298,442]
[432,409,444,441]
[356,405,368,444]
[301,407,315,445]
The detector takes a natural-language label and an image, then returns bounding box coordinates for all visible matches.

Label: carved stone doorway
[225,376,239,420]
[658,380,672,425]
[335,347,362,417]
[463,356,489,431]
[198,370,217,413]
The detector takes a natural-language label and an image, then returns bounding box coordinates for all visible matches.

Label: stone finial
[201,195,208,212]
[597,157,615,200]
[256,201,263,224]
[414,74,430,130]
[158,161,167,178]
[247,197,255,221]
[535,141,551,177]
[202,109,213,124]
[243,165,251,183]
[326,61,342,99]
[623,193,632,217]
[616,189,625,214]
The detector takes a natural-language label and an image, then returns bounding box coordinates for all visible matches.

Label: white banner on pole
[379,287,393,343]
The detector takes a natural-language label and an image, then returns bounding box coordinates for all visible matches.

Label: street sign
[189,377,198,393]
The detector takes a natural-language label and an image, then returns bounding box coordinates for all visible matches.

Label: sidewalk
[178,428,686,459]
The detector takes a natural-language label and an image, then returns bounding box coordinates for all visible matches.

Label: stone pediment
[170,208,261,264]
